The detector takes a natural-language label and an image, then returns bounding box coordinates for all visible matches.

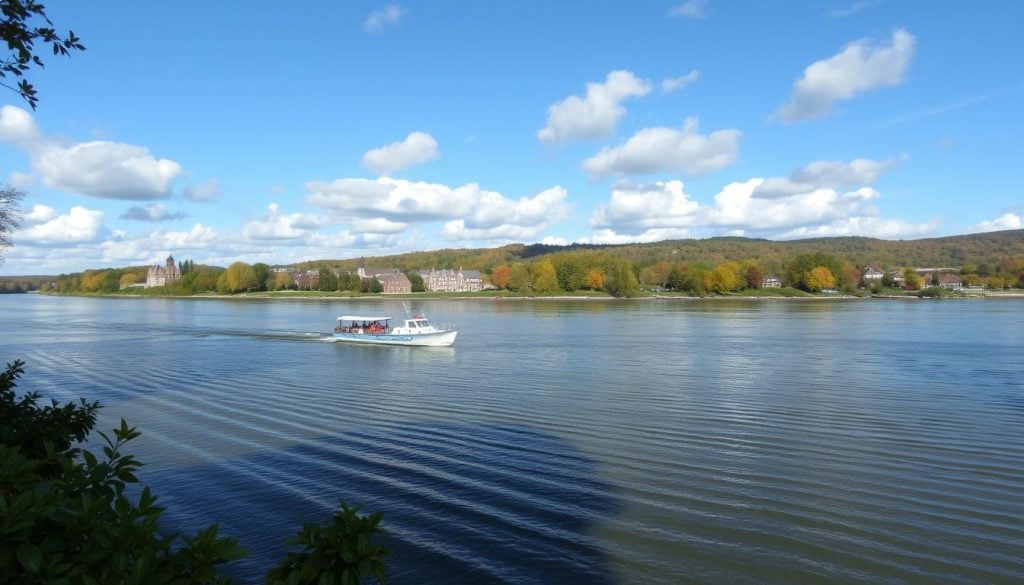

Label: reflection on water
[146,423,621,584]
[1,294,1022,583]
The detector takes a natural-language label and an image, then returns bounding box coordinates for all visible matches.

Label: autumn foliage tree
[805,266,836,292]
[490,264,511,289]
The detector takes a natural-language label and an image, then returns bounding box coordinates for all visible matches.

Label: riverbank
[33,289,1024,302]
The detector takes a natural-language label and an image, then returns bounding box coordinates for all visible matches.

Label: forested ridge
[4,229,1022,296]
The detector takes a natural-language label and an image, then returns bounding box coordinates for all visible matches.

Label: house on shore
[357,265,412,294]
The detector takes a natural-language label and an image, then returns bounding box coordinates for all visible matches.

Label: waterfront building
[417,267,484,292]
[146,254,181,288]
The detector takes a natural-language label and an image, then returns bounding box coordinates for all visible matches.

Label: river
[1,294,1022,583]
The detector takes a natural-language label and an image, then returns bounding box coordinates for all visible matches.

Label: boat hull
[331,329,458,347]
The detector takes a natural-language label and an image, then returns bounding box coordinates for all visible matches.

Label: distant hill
[3,230,1022,286]
[288,229,1024,274]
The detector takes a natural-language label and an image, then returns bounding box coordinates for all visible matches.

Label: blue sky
[1,0,1021,275]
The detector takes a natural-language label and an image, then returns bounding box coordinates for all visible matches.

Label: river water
[1,294,1022,583]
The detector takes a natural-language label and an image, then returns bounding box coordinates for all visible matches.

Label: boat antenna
[403,301,412,318]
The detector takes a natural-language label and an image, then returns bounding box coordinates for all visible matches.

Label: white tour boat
[332,313,458,347]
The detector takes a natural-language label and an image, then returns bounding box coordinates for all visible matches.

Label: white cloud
[582,117,740,179]
[15,206,104,245]
[973,213,1022,232]
[538,70,652,145]
[0,106,184,201]
[119,203,188,222]
[752,157,901,199]
[306,177,478,222]
[184,179,222,202]
[776,28,915,123]
[306,177,569,243]
[363,4,405,32]
[441,186,570,241]
[662,70,700,93]
[6,171,33,189]
[777,217,938,239]
[243,203,329,240]
[33,141,183,200]
[25,204,57,223]
[587,172,936,242]
[0,105,40,145]
[347,217,408,234]
[826,0,882,18]
[590,180,700,234]
[668,0,709,19]
[360,132,439,175]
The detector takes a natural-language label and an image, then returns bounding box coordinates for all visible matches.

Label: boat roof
[337,316,392,321]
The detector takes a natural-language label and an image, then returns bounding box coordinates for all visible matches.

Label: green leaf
[17,543,41,573]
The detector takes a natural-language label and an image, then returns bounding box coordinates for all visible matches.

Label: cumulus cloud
[777,217,938,239]
[360,132,439,175]
[0,105,40,145]
[0,106,184,200]
[775,28,915,123]
[538,70,652,145]
[347,217,408,234]
[973,213,1023,232]
[441,186,570,241]
[587,170,935,242]
[662,70,700,93]
[668,0,709,19]
[119,203,189,222]
[363,4,405,32]
[590,180,700,235]
[15,206,104,245]
[184,179,222,202]
[307,177,475,222]
[582,117,740,179]
[306,177,569,242]
[752,157,901,199]
[243,203,330,240]
[33,142,182,200]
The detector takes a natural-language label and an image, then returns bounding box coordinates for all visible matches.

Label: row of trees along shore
[21,244,1024,297]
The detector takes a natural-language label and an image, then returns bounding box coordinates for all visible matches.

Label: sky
[1,0,1022,275]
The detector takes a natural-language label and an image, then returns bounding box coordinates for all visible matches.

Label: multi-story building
[146,255,181,288]
[416,268,484,292]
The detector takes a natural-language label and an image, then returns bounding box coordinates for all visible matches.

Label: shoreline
[27,291,1024,301]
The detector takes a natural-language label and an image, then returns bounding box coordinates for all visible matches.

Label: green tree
[408,272,424,292]
[252,263,272,291]
[604,260,639,298]
[267,503,389,585]
[318,268,338,292]
[532,259,561,294]
[903,268,923,290]
[0,1,85,109]
[785,253,842,292]
[552,256,585,292]
[509,262,530,293]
